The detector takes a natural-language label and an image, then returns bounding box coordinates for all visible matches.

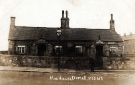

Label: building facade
[122,33,135,55]
[8,10,123,69]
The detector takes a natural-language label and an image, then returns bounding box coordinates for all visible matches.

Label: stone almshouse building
[8,10,123,69]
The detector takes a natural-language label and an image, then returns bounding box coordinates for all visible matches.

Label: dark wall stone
[0,54,132,70]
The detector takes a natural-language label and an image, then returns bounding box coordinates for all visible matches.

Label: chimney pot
[66,10,68,18]
[62,10,64,18]
[111,14,113,20]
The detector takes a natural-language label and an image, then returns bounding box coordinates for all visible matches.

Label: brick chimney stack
[61,10,69,29]
[8,17,16,55]
[10,17,16,29]
[110,14,115,31]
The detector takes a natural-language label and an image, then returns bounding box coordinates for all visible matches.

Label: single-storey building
[8,10,123,69]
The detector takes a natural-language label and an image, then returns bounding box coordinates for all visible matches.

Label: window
[54,45,63,55]
[109,46,119,56]
[16,45,26,54]
[110,46,118,52]
[75,45,83,54]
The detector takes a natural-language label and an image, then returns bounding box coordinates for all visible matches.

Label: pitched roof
[8,26,122,42]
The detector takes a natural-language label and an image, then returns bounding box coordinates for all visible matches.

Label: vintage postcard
[0,0,135,85]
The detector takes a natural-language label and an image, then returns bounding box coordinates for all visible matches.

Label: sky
[0,0,135,51]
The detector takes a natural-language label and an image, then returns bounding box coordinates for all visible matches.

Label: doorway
[96,45,103,68]
[37,44,46,56]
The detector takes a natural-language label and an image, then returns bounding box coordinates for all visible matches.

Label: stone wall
[0,54,133,70]
[0,54,53,67]
[103,57,127,70]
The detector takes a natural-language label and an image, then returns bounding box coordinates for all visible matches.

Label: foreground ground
[0,66,135,85]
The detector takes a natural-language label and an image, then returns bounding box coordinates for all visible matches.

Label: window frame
[16,45,26,54]
[75,45,83,55]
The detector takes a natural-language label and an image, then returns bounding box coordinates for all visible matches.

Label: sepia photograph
[0,0,135,85]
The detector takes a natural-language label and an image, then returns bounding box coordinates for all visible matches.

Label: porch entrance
[96,45,103,68]
[37,44,46,56]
